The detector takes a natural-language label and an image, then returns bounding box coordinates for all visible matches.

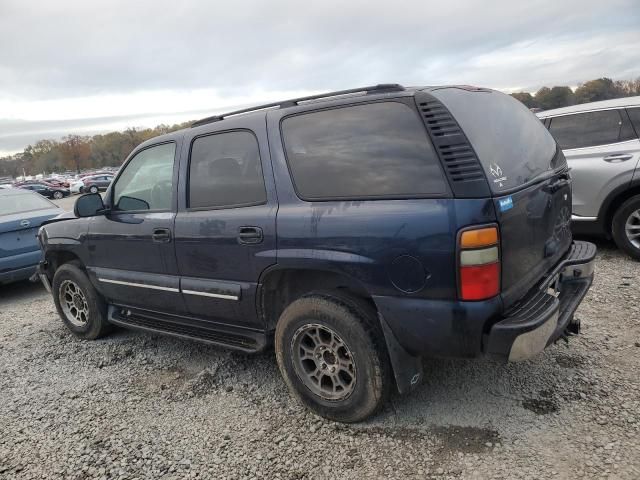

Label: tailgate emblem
[489,163,508,188]
[20,219,30,227]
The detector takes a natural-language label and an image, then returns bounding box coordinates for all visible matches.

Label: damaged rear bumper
[485,241,596,361]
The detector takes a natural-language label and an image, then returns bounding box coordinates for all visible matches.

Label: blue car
[0,189,62,284]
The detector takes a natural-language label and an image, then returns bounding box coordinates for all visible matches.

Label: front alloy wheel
[59,280,89,327]
[89,186,98,194]
[52,262,112,339]
[53,191,63,199]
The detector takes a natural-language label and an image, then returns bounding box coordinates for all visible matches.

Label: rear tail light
[458,226,500,301]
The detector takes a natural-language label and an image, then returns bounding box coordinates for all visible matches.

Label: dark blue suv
[36,84,596,422]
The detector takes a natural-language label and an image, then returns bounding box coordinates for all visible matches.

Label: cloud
[0,0,638,154]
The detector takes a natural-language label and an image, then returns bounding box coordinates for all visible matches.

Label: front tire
[89,186,99,194]
[612,195,640,261]
[52,263,112,339]
[53,191,63,199]
[275,293,391,423]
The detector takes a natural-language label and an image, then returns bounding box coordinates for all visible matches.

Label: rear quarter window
[281,101,447,200]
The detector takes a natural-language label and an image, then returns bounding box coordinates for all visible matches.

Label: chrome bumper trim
[508,311,558,362]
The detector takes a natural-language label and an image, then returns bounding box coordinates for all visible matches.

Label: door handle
[152,228,172,243]
[238,226,263,245]
[603,154,633,163]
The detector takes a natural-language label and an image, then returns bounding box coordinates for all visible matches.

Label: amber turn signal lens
[460,227,498,248]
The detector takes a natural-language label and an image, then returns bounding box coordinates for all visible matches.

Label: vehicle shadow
[0,279,47,307]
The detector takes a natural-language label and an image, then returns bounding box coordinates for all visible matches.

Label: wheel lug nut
[330,367,335,373]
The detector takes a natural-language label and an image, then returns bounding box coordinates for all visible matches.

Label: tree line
[510,77,640,111]
[2,76,640,178]
[0,122,189,178]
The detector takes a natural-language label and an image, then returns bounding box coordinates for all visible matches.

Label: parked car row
[2,172,115,199]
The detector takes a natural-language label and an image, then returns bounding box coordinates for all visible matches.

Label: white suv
[538,96,640,260]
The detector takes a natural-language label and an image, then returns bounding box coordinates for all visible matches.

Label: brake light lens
[459,226,500,301]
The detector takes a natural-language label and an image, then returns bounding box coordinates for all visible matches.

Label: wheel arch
[599,179,640,235]
[258,266,373,332]
[45,250,84,280]
[258,266,424,394]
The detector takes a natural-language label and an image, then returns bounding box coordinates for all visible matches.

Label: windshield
[431,88,559,193]
[0,193,57,216]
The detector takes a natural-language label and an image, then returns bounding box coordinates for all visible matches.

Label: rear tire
[275,292,391,423]
[612,195,640,261]
[53,191,63,199]
[52,263,112,339]
[89,186,99,194]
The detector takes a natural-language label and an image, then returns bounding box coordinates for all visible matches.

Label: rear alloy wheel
[53,191,63,199]
[89,185,99,194]
[52,262,112,339]
[275,293,391,423]
[291,323,357,401]
[612,195,640,261]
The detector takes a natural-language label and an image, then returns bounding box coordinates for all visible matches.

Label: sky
[1,0,639,156]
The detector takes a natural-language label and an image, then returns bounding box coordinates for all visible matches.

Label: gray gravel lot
[1,239,639,479]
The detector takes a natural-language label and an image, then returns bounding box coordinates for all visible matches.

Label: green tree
[510,92,538,108]
[574,78,622,104]
[59,135,92,173]
[535,86,575,110]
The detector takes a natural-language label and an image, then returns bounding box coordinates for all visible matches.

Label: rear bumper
[0,249,42,284]
[373,241,596,361]
[485,241,596,361]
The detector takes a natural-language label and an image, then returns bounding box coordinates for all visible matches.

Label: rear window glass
[281,102,447,200]
[549,110,626,149]
[189,131,267,209]
[431,89,558,193]
[0,193,57,215]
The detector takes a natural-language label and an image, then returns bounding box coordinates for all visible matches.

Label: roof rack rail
[191,83,405,128]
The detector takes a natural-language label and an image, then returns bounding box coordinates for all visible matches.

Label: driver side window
[113,142,176,211]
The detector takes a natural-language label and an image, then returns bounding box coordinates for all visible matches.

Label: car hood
[41,210,76,226]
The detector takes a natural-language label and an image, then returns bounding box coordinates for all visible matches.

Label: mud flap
[378,313,423,394]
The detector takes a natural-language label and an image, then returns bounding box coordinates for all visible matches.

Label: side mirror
[74,193,106,217]
[116,196,150,211]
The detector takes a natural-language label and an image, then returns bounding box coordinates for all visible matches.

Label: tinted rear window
[281,102,447,200]
[549,110,630,149]
[189,131,267,209]
[0,193,57,215]
[431,88,558,193]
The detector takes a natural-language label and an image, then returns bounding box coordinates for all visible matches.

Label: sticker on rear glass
[489,163,508,188]
[498,196,513,212]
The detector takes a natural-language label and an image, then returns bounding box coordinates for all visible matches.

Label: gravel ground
[0,240,638,479]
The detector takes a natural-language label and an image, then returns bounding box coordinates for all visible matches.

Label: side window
[188,131,267,209]
[113,142,176,211]
[281,102,447,200]
[627,108,640,137]
[549,110,624,149]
